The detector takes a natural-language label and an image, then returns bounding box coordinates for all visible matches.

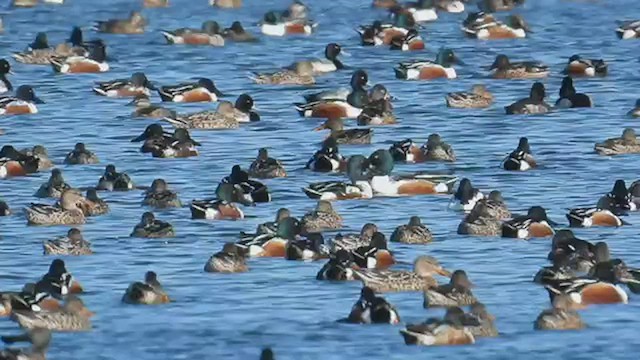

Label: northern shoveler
[130,212,175,238]
[34,169,71,198]
[314,118,373,145]
[296,70,368,119]
[155,128,200,158]
[289,43,344,75]
[302,155,373,200]
[220,165,271,203]
[505,82,551,115]
[22,145,53,171]
[236,217,300,257]
[204,243,248,273]
[122,271,170,305]
[545,267,629,307]
[594,128,640,156]
[129,95,176,118]
[546,230,596,273]
[63,143,99,165]
[394,49,460,80]
[306,138,346,173]
[616,20,640,39]
[502,206,557,239]
[604,179,635,212]
[331,223,378,252]
[0,59,12,94]
[423,270,477,307]
[37,259,83,298]
[389,139,424,163]
[422,133,456,162]
[564,55,607,77]
[0,282,56,316]
[343,287,400,324]
[566,196,625,228]
[457,202,502,236]
[503,137,536,170]
[250,62,316,85]
[93,72,154,97]
[449,178,484,212]
[285,233,330,261]
[534,293,585,331]
[84,188,109,216]
[0,328,51,359]
[0,200,10,216]
[143,179,182,208]
[628,99,640,117]
[316,249,357,280]
[96,164,134,191]
[51,40,109,73]
[356,85,396,125]
[0,85,44,115]
[158,78,223,102]
[12,28,88,65]
[353,255,450,292]
[94,11,147,34]
[350,232,395,269]
[161,21,225,46]
[223,22,257,42]
[248,148,287,178]
[244,208,290,237]
[627,180,640,210]
[489,54,549,79]
[463,14,530,39]
[43,228,92,256]
[260,11,316,36]
[400,307,475,346]
[0,146,40,178]
[466,303,499,337]
[144,0,169,7]
[555,76,593,108]
[389,216,433,244]
[390,29,425,51]
[210,0,242,8]
[190,187,245,220]
[12,295,92,331]
[131,124,171,154]
[446,84,493,108]
[402,0,438,22]
[478,0,525,12]
[25,189,87,226]
[300,200,343,233]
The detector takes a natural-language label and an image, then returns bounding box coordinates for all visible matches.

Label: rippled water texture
[1,0,640,359]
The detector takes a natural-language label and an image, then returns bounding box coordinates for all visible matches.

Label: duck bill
[131,133,148,142]
[313,124,327,131]
[437,267,452,277]
[546,219,560,227]
[213,88,224,97]
[32,97,45,104]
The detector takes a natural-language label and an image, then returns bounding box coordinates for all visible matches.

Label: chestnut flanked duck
[122,271,170,305]
[43,228,92,256]
[446,85,493,108]
[353,255,450,292]
[63,143,99,165]
[389,139,424,163]
[423,270,477,307]
[158,78,223,103]
[343,287,400,324]
[616,20,640,39]
[0,85,44,115]
[223,22,257,42]
[489,54,549,79]
[285,233,329,261]
[236,217,301,257]
[130,212,175,238]
[390,216,433,244]
[350,232,395,270]
[248,148,287,179]
[449,178,484,212]
[96,164,134,191]
[314,118,372,145]
[389,29,425,51]
[190,183,245,220]
[204,243,248,273]
[594,128,640,156]
[260,10,316,37]
[505,82,551,115]
[0,146,40,178]
[394,49,460,80]
[143,179,181,208]
[555,76,593,108]
[302,155,373,200]
[503,137,536,171]
[51,40,109,74]
[288,43,344,75]
[93,72,155,97]
[300,200,343,233]
[34,169,71,198]
[161,21,225,46]
[463,14,530,39]
[295,70,369,119]
[502,206,557,239]
[566,196,626,228]
[564,55,607,77]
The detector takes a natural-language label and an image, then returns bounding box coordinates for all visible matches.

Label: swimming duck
[555,76,593,108]
[390,216,433,244]
[545,266,629,307]
[34,169,71,198]
[165,94,259,128]
[122,271,170,305]
[545,230,596,273]
[129,95,176,119]
[534,292,586,331]
[220,165,271,203]
[260,9,316,37]
[0,146,40,178]
[626,180,640,210]
[372,0,398,8]
[236,217,301,257]
[223,22,257,42]
[0,59,12,94]
[394,49,460,80]
[389,139,425,163]
[474,190,511,220]
[252,208,291,236]
[131,124,173,153]
[400,307,476,346]
[35,259,83,299]
[22,145,53,171]
[627,100,640,117]
[563,55,607,77]
[505,82,551,115]
[63,143,99,165]
[289,43,344,75]
[503,137,536,170]
[400,0,438,23]
[353,255,450,292]
[130,212,175,238]
[96,164,134,191]
[144,0,169,7]
[43,228,92,256]
[316,249,357,281]
[50,40,109,74]
[466,303,498,337]
[0,85,44,115]
[283,0,310,21]
[302,155,373,200]
[12,295,92,331]
[422,133,456,162]
[0,328,51,360]
[158,78,223,103]
[566,196,625,228]
[210,0,242,8]
[248,148,287,179]
[285,233,329,261]
[449,178,484,212]
[83,188,109,216]
[502,206,557,239]
[433,0,465,12]
[446,84,493,109]
[94,11,147,34]
[25,190,87,226]
[489,54,549,79]
[463,14,530,39]
[295,70,368,119]
[1,282,59,316]
[93,73,154,98]
[0,200,10,216]
[143,179,182,208]
[594,128,640,156]
[478,0,524,12]
[158,128,201,158]
[343,287,400,324]
[306,138,346,173]
[615,20,640,39]
[12,28,88,65]
[300,200,343,233]
[331,223,378,252]
[190,183,246,220]
[161,21,225,46]
[350,232,395,270]
[457,202,503,236]
[314,118,373,145]
[356,85,396,125]
[204,243,248,273]
[251,62,315,85]
[389,29,425,51]
[423,270,477,307]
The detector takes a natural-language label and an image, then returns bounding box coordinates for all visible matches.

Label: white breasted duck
[555,76,593,108]
[295,70,369,119]
[0,85,44,115]
[303,155,373,200]
[306,138,346,173]
[505,82,551,115]
[158,78,223,102]
[92,72,155,98]
[502,137,536,171]
[563,55,607,77]
[394,48,460,80]
[566,196,626,228]
[502,206,557,239]
[342,287,400,324]
[449,178,484,212]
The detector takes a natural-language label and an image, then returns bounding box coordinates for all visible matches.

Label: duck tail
[50,57,65,73]
[92,86,108,96]
[160,31,179,44]
[302,186,322,199]
[161,116,189,129]
[157,88,173,102]
[393,67,407,80]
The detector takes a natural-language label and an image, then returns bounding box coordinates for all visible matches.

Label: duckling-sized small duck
[302,155,373,200]
[503,137,536,171]
[0,59,12,94]
[314,118,372,145]
[502,206,557,239]
[0,200,10,216]
[158,78,223,103]
[422,133,456,162]
[96,165,134,191]
[25,189,87,226]
[606,179,636,212]
[390,29,425,51]
[446,84,493,109]
[616,19,640,39]
[143,179,181,209]
[210,0,241,8]
[34,169,71,199]
[94,11,147,34]
[555,76,593,108]
[564,55,607,77]
[204,243,248,273]
[627,99,640,117]
[449,178,484,212]
[394,48,460,80]
[343,287,400,324]
[288,43,344,75]
[534,292,586,331]
[0,328,51,359]
[463,14,530,39]
[50,40,109,74]
[356,84,396,126]
[331,223,376,252]
[457,202,502,236]
[12,295,92,331]
[316,249,357,281]
[43,228,92,256]
[566,196,626,228]
[489,54,549,79]
[129,95,176,119]
[400,307,476,346]
[285,233,329,261]
[220,165,271,203]
[251,62,315,85]
[161,21,224,45]
[223,21,257,42]
[390,216,433,244]
[505,82,551,115]
[353,255,450,292]
[122,271,170,305]
[83,188,109,216]
[260,10,316,36]
[63,143,99,165]
[423,270,477,307]
[594,128,640,156]
[190,183,246,220]
[130,212,175,238]
[306,138,346,173]
[0,85,44,115]
[248,148,287,179]
[300,200,343,234]
[93,72,154,98]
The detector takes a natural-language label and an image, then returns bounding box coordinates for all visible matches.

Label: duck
[372,0,398,8]
[122,271,170,305]
[12,29,88,65]
[389,139,425,163]
[316,249,357,281]
[220,165,271,203]
[0,200,10,216]
[503,137,536,170]
[22,145,53,171]
[143,179,182,209]
[158,78,223,103]
[0,328,51,360]
[0,282,59,316]
[457,202,503,236]
[478,0,524,12]
[12,295,92,331]
[236,217,301,257]
[247,208,291,237]
[204,243,248,273]
[534,293,586,331]
[33,169,71,199]
[306,138,346,173]
[129,95,176,119]
[0,85,44,115]
[37,259,84,297]
[330,223,378,252]
[615,19,640,39]
[351,232,395,270]
[93,72,154,97]
[566,196,626,228]
[466,303,498,337]
[43,228,92,256]
[302,155,373,200]
[627,100,640,117]
[144,0,169,7]
[248,148,287,179]
[563,55,607,77]
[343,287,400,324]
[251,62,315,85]
[0,146,40,178]
[401,0,438,23]
[210,0,242,8]
[502,206,557,239]
[63,143,99,165]
[83,188,109,216]
[389,216,433,244]
[314,118,372,145]
[423,270,477,307]
[422,133,456,162]
[295,70,369,119]
[25,189,87,226]
[394,48,460,80]
[96,164,134,191]
[131,124,173,154]
[190,183,246,220]
[289,43,344,75]
[463,14,530,39]
[161,21,225,46]
[353,255,450,292]
[445,84,493,109]
[489,54,549,79]
[433,0,465,13]
[285,233,329,261]
[389,29,425,51]
[157,128,201,158]
[130,212,175,238]
[555,76,593,108]
[607,179,636,212]
[300,200,343,233]
[449,178,484,212]
[400,307,476,346]
[544,266,629,307]
[94,11,147,34]
[473,190,511,220]
[545,230,597,273]
[223,21,257,42]
[505,82,551,115]
[50,40,109,74]
[260,10,316,37]
[594,128,640,156]
[0,59,12,94]
[356,85,396,125]
[165,94,259,128]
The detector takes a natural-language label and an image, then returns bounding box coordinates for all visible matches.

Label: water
[1,0,640,358]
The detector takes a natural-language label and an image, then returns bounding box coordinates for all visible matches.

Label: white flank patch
[261,23,286,37]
